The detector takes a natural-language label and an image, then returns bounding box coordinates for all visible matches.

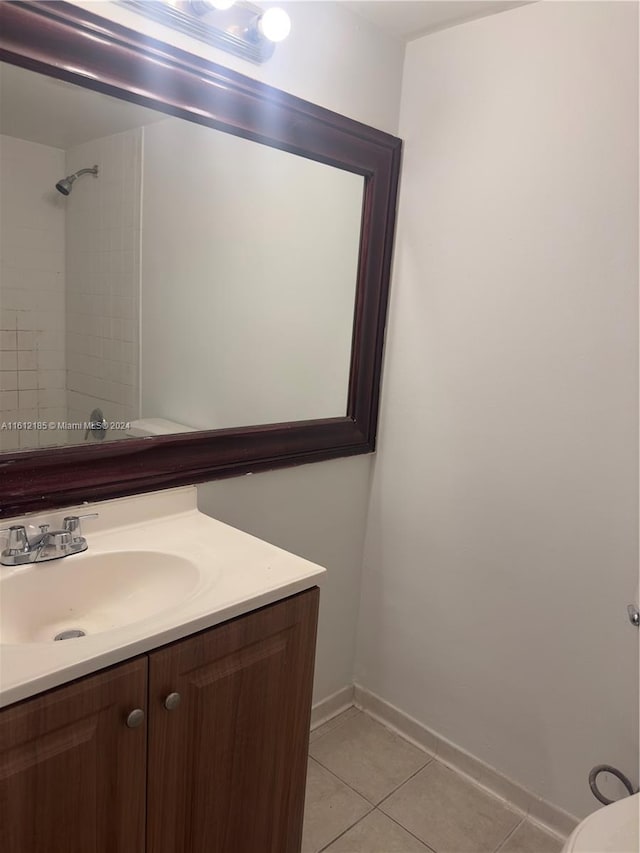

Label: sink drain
[54,629,86,641]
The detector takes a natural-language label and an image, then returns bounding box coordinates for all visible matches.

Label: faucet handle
[0,525,29,555]
[63,513,98,543]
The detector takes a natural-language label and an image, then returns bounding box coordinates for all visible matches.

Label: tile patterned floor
[303,709,565,853]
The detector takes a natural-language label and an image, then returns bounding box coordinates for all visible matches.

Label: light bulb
[209,0,235,9]
[258,7,291,43]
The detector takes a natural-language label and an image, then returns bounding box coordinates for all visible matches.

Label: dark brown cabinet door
[147,587,319,853]
[0,658,147,853]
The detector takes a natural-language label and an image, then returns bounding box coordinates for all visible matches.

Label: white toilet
[561,793,639,853]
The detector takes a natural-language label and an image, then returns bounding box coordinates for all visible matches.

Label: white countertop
[0,486,326,708]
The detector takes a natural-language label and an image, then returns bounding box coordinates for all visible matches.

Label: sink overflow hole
[54,629,86,641]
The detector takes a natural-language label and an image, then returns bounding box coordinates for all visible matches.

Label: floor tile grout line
[354,707,561,833]
[376,756,435,808]
[309,748,434,809]
[310,707,362,745]
[355,705,441,759]
[433,757,531,823]
[316,705,436,763]
[306,737,433,851]
[363,710,494,812]
[306,754,371,802]
[434,755,531,818]
[306,754,375,806]
[307,709,540,853]
[315,803,376,853]
[310,706,365,742]
[492,814,527,853]
[411,755,529,824]
[309,707,436,808]
[378,807,440,853]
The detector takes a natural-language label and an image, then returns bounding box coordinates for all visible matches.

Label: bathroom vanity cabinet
[0,587,319,853]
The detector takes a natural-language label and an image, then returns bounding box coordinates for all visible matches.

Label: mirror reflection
[0,62,364,451]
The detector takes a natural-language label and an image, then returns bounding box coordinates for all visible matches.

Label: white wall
[199,455,372,702]
[141,117,361,430]
[66,0,404,704]
[357,0,638,820]
[66,127,142,438]
[0,135,66,450]
[66,1,404,134]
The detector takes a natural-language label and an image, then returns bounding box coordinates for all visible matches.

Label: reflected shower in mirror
[0,61,364,452]
[55,165,99,196]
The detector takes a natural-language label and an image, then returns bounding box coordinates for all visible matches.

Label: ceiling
[0,62,165,150]
[342,1,532,41]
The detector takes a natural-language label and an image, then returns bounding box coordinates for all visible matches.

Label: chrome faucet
[0,513,98,566]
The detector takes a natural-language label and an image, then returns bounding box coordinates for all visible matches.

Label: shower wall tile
[1,391,18,410]
[17,351,36,371]
[0,332,17,350]
[2,352,18,371]
[18,372,38,391]
[65,127,141,443]
[0,373,18,392]
[19,390,38,409]
[0,134,67,451]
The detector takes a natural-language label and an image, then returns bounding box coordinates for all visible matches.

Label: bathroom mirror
[0,0,401,517]
[1,61,364,449]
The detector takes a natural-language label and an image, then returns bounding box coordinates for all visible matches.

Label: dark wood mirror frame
[0,0,401,518]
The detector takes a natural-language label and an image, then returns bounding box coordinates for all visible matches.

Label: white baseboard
[310,684,355,730]
[353,684,579,840]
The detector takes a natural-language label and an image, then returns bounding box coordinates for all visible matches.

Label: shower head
[55,177,73,196]
[55,165,99,196]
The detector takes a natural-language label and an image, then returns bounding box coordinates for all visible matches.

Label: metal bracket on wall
[627,604,639,627]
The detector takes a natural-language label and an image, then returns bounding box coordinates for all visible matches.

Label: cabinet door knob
[164,692,181,711]
[126,708,145,728]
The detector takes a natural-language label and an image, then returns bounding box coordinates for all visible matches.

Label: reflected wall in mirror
[0,0,400,517]
[0,62,364,452]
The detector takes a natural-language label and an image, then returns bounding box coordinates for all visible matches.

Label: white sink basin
[0,550,201,644]
[0,486,326,708]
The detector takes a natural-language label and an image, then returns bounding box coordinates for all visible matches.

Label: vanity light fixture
[191,0,236,10]
[119,1,291,63]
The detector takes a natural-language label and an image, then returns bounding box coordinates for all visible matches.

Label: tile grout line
[311,700,358,725]
[492,815,527,853]
[378,808,440,853]
[310,707,437,808]
[309,707,361,746]
[308,718,435,853]
[309,748,434,809]
[375,757,435,808]
[365,706,530,822]
[355,693,577,839]
[315,803,376,853]
[307,708,550,853]
[305,753,376,851]
[316,805,441,853]
[343,708,544,835]
[307,754,374,806]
